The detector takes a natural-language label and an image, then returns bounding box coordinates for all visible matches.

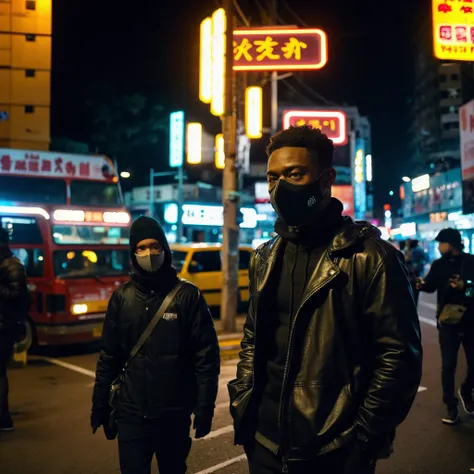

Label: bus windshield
[54,249,130,279]
[70,181,121,207]
[0,176,67,204]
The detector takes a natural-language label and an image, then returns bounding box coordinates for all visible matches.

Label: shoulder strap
[125,280,183,367]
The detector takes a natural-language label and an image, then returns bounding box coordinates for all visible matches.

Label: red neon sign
[233,28,328,71]
[282,110,348,145]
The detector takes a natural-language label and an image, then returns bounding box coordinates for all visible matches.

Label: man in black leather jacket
[0,227,28,432]
[228,125,423,474]
[91,216,220,474]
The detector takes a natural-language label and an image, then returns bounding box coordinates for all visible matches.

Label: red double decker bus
[0,149,130,348]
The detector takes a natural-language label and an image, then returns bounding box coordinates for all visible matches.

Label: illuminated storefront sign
[430,212,448,223]
[282,110,347,145]
[169,111,185,168]
[181,204,257,229]
[233,28,327,71]
[411,174,431,192]
[432,0,474,61]
[332,185,355,217]
[353,141,367,220]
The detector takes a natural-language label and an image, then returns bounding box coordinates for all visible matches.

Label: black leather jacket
[0,253,28,333]
[93,279,220,419]
[228,220,422,459]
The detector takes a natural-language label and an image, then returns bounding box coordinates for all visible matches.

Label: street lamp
[402,176,411,183]
[120,171,131,179]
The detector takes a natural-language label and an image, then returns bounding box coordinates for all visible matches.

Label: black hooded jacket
[92,217,220,419]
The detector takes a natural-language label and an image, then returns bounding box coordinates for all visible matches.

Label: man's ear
[322,167,336,187]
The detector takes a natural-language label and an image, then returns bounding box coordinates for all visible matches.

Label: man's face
[135,238,162,256]
[438,242,453,256]
[266,147,335,193]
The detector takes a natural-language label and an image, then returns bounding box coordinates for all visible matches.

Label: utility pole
[270,0,278,135]
[221,0,239,333]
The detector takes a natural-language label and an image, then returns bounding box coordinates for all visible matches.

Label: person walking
[91,216,220,474]
[228,125,423,474]
[0,227,28,432]
[417,228,474,424]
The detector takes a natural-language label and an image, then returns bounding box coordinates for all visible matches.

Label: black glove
[90,406,110,434]
[193,411,213,439]
[343,441,377,474]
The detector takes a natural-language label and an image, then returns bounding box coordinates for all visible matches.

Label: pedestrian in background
[417,228,474,425]
[229,125,422,474]
[91,216,220,474]
[405,239,429,306]
[0,227,28,432]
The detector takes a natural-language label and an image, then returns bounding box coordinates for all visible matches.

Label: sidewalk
[215,315,245,354]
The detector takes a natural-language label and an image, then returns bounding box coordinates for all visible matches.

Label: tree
[87,88,168,167]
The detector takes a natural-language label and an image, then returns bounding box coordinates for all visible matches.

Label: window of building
[25,1,36,10]
[25,34,36,42]
[25,69,36,78]
[451,73,460,81]
[24,105,35,114]
[439,75,447,83]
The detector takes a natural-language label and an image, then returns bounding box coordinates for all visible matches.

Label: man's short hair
[266,124,335,169]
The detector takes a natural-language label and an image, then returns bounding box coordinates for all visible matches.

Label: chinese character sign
[0,149,115,181]
[460,99,474,180]
[433,0,474,61]
[282,110,347,145]
[233,28,327,71]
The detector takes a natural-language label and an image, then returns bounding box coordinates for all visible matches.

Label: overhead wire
[233,0,250,27]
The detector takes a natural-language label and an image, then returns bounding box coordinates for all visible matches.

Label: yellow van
[170,243,253,312]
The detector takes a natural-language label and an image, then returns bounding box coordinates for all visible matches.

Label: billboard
[233,28,327,71]
[282,110,347,145]
[432,0,474,61]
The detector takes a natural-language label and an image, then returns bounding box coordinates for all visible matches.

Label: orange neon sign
[432,0,474,61]
[233,28,327,71]
[282,110,347,145]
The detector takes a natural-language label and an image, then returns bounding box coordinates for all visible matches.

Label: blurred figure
[229,125,422,474]
[0,227,28,432]
[405,239,428,306]
[91,216,220,474]
[399,239,407,254]
[417,228,474,424]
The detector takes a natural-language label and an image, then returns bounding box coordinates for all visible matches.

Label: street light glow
[402,176,411,183]
[120,171,131,179]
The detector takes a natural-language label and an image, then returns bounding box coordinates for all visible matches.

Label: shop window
[191,251,221,273]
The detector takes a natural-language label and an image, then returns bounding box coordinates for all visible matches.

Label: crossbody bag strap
[125,280,183,367]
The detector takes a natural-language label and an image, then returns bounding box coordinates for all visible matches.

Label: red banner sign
[0,149,116,181]
[332,185,354,217]
[282,110,348,145]
[233,28,327,71]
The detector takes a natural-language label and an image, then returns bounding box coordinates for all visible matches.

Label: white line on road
[419,316,437,328]
[420,301,437,311]
[195,454,247,474]
[418,386,427,393]
[35,356,96,378]
[198,424,233,441]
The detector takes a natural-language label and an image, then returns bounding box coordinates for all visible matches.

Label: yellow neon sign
[215,134,225,169]
[210,8,226,117]
[199,18,212,104]
[187,123,202,164]
[245,86,263,139]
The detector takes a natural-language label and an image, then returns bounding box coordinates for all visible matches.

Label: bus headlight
[71,304,88,315]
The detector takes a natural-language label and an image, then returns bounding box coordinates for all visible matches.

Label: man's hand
[343,441,377,474]
[193,411,213,439]
[90,407,110,434]
[416,278,424,291]
[449,275,465,291]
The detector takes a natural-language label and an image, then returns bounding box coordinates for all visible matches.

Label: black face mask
[270,174,328,227]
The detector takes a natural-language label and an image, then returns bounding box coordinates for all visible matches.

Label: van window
[192,251,221,272]
[239,250,251,270]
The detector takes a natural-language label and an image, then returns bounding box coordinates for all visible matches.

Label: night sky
[51,0,422,213]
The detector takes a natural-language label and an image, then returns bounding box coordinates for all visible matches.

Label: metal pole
[270,0,278,135]
[149,168,154,218]
[221,0,238,333]
[177,163,184,243]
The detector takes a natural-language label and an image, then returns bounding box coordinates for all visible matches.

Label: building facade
[0,0,52,151]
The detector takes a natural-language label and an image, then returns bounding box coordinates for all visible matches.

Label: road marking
[195,454,247,474]
[198,424,233,441]
[420,301,437,311]
[418,386,427,392]
[419,316,437,328]
[36,356,96,378]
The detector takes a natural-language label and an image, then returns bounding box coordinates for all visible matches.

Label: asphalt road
[1,292,474,474]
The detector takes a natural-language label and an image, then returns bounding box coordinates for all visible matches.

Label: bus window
[70,181,121,207]
[52,225,129,245]
[54,249,130,279]
[0,176,66,204]
[11,248,45,277]
[1,217,43,244]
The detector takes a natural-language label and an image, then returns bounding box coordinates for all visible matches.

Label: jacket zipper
[277,251,340,455]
